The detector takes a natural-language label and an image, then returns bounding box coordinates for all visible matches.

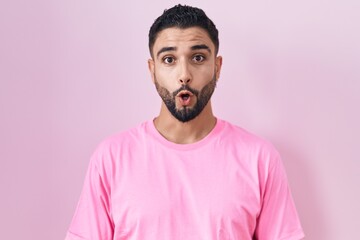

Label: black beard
[154,75,217,123]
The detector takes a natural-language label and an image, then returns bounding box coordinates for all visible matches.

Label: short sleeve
[254,150,305,240]
[65,145,114,240]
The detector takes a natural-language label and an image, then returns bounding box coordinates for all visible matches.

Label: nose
[178,61,192,85]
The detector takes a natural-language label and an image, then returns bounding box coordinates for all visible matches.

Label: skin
[148,27,223,144]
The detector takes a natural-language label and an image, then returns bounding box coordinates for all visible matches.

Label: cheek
[154,67,178,90]
[191,67,214,88]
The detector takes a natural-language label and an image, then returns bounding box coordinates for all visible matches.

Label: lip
[176,90,194,98]
[177,90,193,106]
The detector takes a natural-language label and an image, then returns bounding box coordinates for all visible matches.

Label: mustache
[172,85,199,98]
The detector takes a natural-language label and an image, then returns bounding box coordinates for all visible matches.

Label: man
[65,5,304,240]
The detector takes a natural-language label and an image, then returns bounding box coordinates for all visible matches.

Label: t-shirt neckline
[146,118,225,151]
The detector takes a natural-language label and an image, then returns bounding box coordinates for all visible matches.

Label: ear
[215,56,223,81]
[148,58,155,84]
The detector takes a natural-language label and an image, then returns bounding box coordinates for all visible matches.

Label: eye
[192,54,205,63]
[163,56,175,64]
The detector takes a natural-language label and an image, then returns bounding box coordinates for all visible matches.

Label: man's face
[148,27,222,122]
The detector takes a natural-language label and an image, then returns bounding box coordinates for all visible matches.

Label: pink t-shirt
[66,119,304,240]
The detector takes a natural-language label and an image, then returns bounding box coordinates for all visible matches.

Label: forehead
[153,27,215,53]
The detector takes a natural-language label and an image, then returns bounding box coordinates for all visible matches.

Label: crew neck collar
[146,118,225,151]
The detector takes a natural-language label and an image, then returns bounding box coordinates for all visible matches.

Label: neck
[154,101,217,144]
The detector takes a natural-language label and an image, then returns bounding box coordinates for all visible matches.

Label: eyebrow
[156,47,177,58]
[191,44,211,53]
[156,44,212,58]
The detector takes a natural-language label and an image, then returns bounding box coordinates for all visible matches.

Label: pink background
[1,0,359,239]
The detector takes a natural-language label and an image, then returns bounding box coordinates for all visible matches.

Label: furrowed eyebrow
[191,44,211,53]
[156,47,177,58]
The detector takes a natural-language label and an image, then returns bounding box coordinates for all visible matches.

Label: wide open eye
[192,54,205,63]
[163,56,175,64]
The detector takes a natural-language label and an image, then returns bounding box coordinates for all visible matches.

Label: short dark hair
[148,4,219,58]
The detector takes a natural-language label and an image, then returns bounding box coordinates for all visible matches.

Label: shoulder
[218,119,281,167]
[89,120,150,167]
[219,120,278,152]
[100,120,150,148]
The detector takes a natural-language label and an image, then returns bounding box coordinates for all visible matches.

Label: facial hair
[154,74,217,123]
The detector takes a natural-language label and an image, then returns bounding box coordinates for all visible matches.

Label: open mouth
[177,90,193,98]
[177,91,193,106]
[180,93,190,100]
